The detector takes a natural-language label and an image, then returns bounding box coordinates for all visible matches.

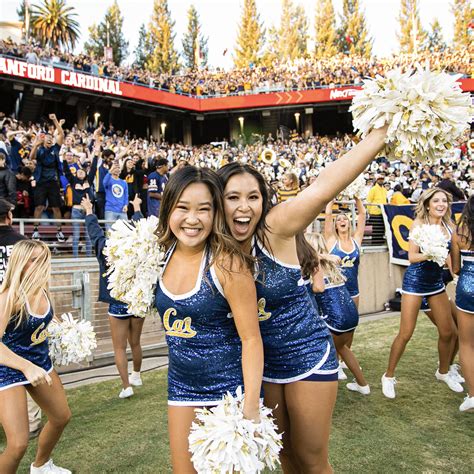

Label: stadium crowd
[0,112,471,240]
[1,38,472,97]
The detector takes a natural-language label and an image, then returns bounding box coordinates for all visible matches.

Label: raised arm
[267,127,387,238]
[324,201,336,243]
[49,114,64,146]
[353,196,367,246]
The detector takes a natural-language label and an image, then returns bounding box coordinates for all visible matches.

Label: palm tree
[31,0,80,51]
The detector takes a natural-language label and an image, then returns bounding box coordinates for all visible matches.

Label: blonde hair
[334,212,352,237]
[305,233,345,285]
[283,172,299,189]
[0,240,51,328]
[415,188,453,229]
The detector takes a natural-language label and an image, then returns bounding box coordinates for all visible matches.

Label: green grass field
[3,315,473,473]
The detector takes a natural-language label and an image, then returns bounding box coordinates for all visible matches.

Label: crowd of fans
[1,38,472,97]
[0,112,471,249]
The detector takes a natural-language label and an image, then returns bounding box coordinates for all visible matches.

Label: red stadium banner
[1,57,473,113]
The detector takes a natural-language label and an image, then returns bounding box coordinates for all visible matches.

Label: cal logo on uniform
[341,256,356,268]
[258,298,272,322]
[163,308,197,338]
[30,322,48,346]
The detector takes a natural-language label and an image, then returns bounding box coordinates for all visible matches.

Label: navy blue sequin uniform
[314,278,359,334]
[0,296,53,391]
[155,247,244,405]
[456,250,474,314]
[402,224,451,297]
[254,239,338,383]
[330,239,360,298]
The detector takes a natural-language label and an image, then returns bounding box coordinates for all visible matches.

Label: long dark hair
[157,166,254,272]
[296,231,319,278]
[216,162,272,241]
[457,195,474,249]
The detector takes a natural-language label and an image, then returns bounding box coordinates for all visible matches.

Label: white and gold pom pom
[350,67,473,162]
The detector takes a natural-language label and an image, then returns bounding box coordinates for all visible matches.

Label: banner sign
[381,202,466,266]
[1,56,473,112]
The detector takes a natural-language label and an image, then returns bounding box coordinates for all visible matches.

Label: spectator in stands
[438,168,466,201]
[0,152,16,205]
[104,161,128,230]
[277,171,300,202]
[6,129,30,173]
[0,198,43,439]
[146,158,169,217]
[390,184,410,205]
[62,151,98,257]
[29,114,65,242]
[15,166,33,218]
[367,174,387,245]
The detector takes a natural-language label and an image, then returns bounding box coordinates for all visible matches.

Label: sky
[1,0,455,68]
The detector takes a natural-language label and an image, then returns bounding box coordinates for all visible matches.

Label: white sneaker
[459,395,474,413]
[119,386,134,399]
[337,364,347,380]
[130,371,142,387]
[449,364,465,384]
[346,380,370,395]
[381,373,397,399]
[435,370,464,393]
[31,459,71,473]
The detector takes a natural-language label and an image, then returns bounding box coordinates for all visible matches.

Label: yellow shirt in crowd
[367,184,388,215]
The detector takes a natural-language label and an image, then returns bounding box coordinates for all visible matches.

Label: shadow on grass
[1,316,473,473]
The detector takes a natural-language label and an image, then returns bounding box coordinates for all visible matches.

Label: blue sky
[1,0,454,68]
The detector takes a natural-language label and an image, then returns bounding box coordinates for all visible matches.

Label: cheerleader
[324,196,366,308]
[451,195,474,412]
[83,195,145,399]
[382,188,462,399]
[0,240,71,474]
[218,127,387,472]
[309,233,370,395]
[154,166,263,473]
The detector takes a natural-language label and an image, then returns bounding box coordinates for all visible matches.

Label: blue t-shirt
[36,144,61,183]
[147,172,168,217]
[104,173,128,213]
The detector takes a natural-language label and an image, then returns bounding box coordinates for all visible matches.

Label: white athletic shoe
[435,370,464,393]
[337,364,347,380]
[30,459,71,474]
[130,371,143,387]
[119,386,134,399]
[449,364,465,384]
[459,395,474,413]
[346,380,370,395]
[381,373,397,399]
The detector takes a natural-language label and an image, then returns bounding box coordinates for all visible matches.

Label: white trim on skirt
[262,341,338,384]
[0,365,54,392]
[401,286,445,297]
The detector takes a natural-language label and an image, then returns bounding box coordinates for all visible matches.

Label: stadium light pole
[161,122,167,142]
[294,112,300,131]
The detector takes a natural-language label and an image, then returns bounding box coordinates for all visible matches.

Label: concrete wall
[358,249,405,314]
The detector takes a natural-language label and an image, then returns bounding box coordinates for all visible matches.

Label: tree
[397,0,428,54]
[337,0,372,56]
[427,18,447,52]
[234,0,265,68]
[264,0,308,63]
[84,0,129,65]
[452,0,473,50]
[134,24,152,69]
[182,4,208,70]
[146,0,179,74]
[314,0,338,58]
[31,0,80,51]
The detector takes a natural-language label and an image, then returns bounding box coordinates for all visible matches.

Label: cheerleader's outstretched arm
[267,127,387,238]
[216,257,263,422]
[354,196,367,245]
[0,293,52,386]
[324,201,336,243]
